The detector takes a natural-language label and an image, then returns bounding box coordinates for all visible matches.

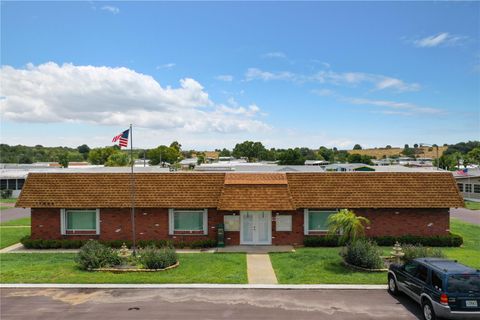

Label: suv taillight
[440,293,449,305]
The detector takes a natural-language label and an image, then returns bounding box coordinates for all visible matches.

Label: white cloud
[375,77,421,92]
[101,5,119,14]
[0,62,270,133]
[246,68,420,92]
[413,32,468,48]
[262,52,287,59]
[215,74,234,82]
[245,68,296,82]
[345,97,445,116]
[156,63,176,69]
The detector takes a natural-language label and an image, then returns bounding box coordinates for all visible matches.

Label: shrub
[402,244,445,263]
[1,189,13,199]
[20,237,215,249]
[371,233,463,247]
[75,240,122,270]
[137,245,178,269]
[21,236,88,249]
[137,239,174,249]
[341,239,384,269]
[189,239,217,249]
[304,235,342,247]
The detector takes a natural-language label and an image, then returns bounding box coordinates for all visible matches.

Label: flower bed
[75,240,179,272]
[91,261,180,272]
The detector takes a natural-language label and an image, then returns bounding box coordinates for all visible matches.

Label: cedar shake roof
[17,172,464,209]
[16,173,225,209]
[286,172,464,208]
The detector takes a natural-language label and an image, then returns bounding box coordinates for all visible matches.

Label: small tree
[105,152,130,167]
[353,144,362,150]
[327,209,370,243]
[58,153,69,168]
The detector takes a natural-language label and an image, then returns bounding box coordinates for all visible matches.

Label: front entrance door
[240,211,271,245]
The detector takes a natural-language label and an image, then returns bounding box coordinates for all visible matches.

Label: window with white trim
[457,183,464,192]
[465,184,472,193]
[474,184,480,194]
[169,209,208,235]
[304,209,336,234]
[61,209,99,235]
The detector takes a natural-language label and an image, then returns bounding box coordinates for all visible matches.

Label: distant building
[453,168,480,201]
[179,158,198,170]
[324,163,375,172]
[0,165,170,198]
[304,160,329,166]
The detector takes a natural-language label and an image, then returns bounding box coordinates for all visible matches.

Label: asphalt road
[450,207,480,225]
[0,288,423,319]
[0,207,30,223]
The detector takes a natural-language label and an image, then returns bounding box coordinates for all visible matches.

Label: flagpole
[129,123,137,255]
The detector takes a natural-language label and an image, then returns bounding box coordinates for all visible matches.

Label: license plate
[466,300,478,307]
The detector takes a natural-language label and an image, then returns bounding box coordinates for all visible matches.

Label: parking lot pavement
[0,208,30,223]
[1,288,422,319]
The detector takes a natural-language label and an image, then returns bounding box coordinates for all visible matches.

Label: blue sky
[1,1,479,150]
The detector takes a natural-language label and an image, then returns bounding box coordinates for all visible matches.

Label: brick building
[17,172,463,246]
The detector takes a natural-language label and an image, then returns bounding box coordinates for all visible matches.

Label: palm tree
[327,209,370,243]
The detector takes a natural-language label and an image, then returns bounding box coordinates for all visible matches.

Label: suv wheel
[388,275,398,295]
[422,300,436,320]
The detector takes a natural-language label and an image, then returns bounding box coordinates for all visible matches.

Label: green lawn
[0,217,31,226]
[0,198,17,204]
[0,253,247,284]
[270,247,386,284]
[270,219,480,284]
[465,201,480,210]
[0,227,30,249]
[443,218,480,268]
[0,206,12,211]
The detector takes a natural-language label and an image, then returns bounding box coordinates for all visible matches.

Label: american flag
[455,168,468,176]
[112,129,129,148]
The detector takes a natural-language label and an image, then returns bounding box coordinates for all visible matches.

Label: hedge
[20,236,217,249]
[303,233,463,247]
[304,235,343,247]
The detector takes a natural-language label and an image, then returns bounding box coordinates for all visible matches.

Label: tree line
[1,140,479,169]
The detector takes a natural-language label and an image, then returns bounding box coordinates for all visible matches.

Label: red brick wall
[30,207,450,243]
[272,210,304,246]
[31,208,63,240]
[30,208,223,242]
[354,208,450,237]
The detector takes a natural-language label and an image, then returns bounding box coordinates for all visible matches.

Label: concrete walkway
[247,254,278,284]
[217,245,294,253]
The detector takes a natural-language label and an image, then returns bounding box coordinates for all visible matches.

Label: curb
[0,283,387,290]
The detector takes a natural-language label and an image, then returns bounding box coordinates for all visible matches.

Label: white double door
[240,211,272,245]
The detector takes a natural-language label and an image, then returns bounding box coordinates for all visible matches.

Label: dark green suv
[388,258,480,320]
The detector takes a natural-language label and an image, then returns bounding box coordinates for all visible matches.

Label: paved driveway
[450,207,480,225]
[0,207,30,223]
[1,288,423,319]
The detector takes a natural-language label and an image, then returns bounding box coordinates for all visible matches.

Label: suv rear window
[431,271,443,291]
[447,274,480,293]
